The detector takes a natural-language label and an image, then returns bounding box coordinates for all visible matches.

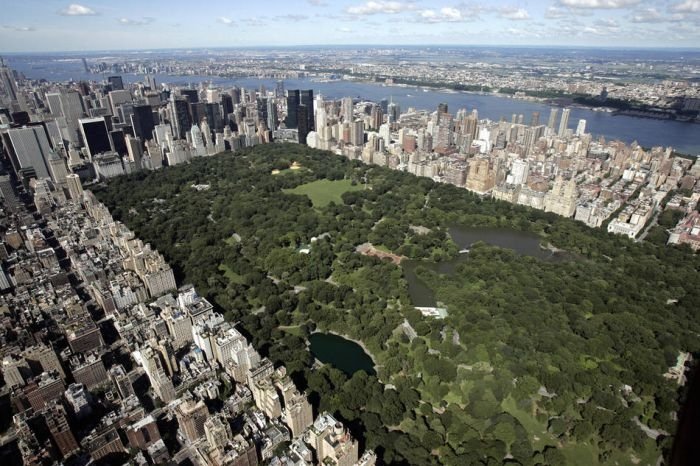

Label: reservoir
[308,332,376,376]
[403,226,563,307]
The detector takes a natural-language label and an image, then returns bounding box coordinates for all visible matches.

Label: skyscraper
[530,111,540,127]
[79,117,112,158]
[298,104,310,145]
[131,105,155,141]
[169,97,191,140]
[266,98,278,132]
[576,119,587,136]
[547,108,559,130]
[341,97,353,123]
[107,76,124,91]
[300,90,315,131]
[4,125,53,179]
[558,108,571,137]
[286,90,300,128]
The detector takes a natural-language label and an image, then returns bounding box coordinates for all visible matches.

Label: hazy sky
[1,0,699,52]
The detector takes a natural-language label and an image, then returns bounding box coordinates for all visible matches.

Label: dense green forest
[93,144,700,465]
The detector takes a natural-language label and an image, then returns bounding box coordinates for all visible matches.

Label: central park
[93,143,700,465]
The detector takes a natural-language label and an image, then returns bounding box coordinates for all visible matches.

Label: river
[6,56,700,155]
[308,332,376,376]
[403,226,565,308]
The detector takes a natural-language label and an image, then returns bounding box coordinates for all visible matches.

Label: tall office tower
[82,58,89,73]
[437,102,448,115]
[109,130,127,156]
[108,89,132,116]
[145,74,157,91]
[0,61,19,104]
[285,394,313,438]
[576,119,587,136]
[387,100,400,123]
[108,76,124,91]
[48,153,69,186]
[189,101,205,126]
[298,105,310,144]
[286,90,300,128]
[0,174,19,208]
[379,98,389,114]
[46,91,85,143]
[131,104,154,141]
[169,97,191,139]
[266,98,278,132]
[370,105,383,130]
[221,94,233,117]
[350,119,364,146]
[341,97,353,122]
[558,108,571,137]
[44,401,79,458]
[79,117,112,158]
[125,135,143,167]
[276,80,285,98]
[4,125,54,180]
[175,399,209,443]
[205,89,219,104]
[530,111,540,127]
[547,108,559,130]
[300,90,314,131]
[180,89,198,103]
[230,87,241,105]
[510,159,529,185]
[256,98,268,127]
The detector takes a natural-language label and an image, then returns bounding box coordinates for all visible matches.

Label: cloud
[545,6,568,18]
[274,14,310,21]
[307,0,328,5]
[59,3,97,16]
[2,25,36,32]
[672,0,700,12]
[346,1,415,15]
[218,17,234,26]
[558,0,640,8]
[119,17,155,26]
[595,18,618,27]
[631,8,686,22]
[339,27,353,32]
[500,7,530,20]
[419,7,468,22]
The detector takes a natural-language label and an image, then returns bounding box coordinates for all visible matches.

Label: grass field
[218,264,244,284]
[283,179,364,208]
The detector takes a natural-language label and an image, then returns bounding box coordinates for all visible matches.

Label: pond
[308,332,376,376]
[403,226,565,307]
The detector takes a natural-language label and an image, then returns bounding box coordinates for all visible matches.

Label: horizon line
[3,43,700,55]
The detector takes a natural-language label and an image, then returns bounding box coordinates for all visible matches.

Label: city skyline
[1,0,700,52]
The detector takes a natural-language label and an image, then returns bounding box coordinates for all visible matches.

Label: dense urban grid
[0,45,699,466]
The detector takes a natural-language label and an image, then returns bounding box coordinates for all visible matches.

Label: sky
[1,0,699,52]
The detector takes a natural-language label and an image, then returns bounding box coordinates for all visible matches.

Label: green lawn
[283,179,364,208]
[218,264,244,284]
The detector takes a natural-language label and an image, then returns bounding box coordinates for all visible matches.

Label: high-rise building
[66,174,83,201]
[3,125,53,179]
[79,117,112,158]
[341,97,353,122]
[547,108,559,130]
[300,90,314,131]
[266,98,278,133]
[108,76,124,91]
[204,415,232,451]
[169,96,191,139]
[297,104,310,144]
[576,119,587,136]
[530,111,540,127]
[180,89,199,103]
[285,90,300,128]
[131,105,155,141]
[175,399,209,442]
[558,108,571,137]
[350,119,364,146]
[44,401,79,458]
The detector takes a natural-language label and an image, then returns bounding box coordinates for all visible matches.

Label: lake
[403,226,564,307]
[308,332,376,376]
